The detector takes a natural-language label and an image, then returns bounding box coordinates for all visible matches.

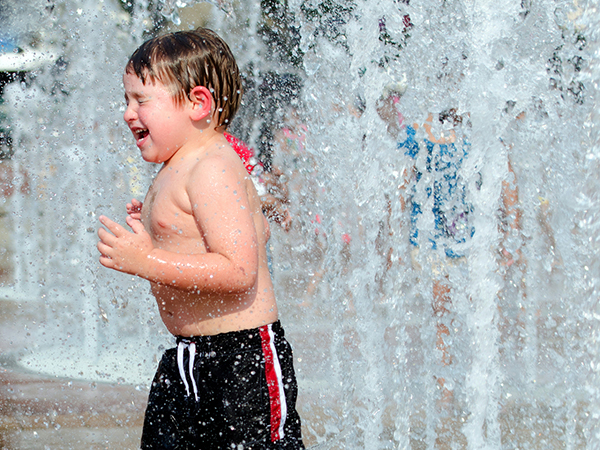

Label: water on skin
[1,0,599,449]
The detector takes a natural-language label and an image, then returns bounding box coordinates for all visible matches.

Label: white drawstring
[177,340,200,402]
[188,342,199,401]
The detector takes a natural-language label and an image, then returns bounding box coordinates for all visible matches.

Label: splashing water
[1,0,599,448]
[267,0,600,448]
[2,0,174,383]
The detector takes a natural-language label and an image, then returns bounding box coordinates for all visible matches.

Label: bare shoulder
[184,142,254,217]
[189,143,246,183]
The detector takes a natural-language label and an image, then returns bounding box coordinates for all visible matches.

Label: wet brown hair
[125,27,242,129]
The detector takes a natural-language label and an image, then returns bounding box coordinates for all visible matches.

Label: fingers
[126,215,147,234]
[97,213,151,274]
[98,253,122,271]
[98,214,147,241]
[98,254,113,268]
[97,226,116,246]
[97,241,113,260]
[97,226,120,266]
[127,198,143,214]
[97,238,117,269]
[97,217,126,263]
[99,215,127,237]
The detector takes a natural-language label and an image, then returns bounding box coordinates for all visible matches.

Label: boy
[97,28,304,450]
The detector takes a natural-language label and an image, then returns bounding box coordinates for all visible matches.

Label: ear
[188,86,213,121]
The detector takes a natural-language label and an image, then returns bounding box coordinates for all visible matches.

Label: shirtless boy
[96,28,304,450]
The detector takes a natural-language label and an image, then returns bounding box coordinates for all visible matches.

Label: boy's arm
[98,157,259,294]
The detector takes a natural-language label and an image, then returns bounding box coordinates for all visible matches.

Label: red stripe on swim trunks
[259,325,283,442]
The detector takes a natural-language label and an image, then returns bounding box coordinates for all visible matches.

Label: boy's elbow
[224,264,258,294]
[237,266,258,292]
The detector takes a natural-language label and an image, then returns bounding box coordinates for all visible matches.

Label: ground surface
[0,299,146,450]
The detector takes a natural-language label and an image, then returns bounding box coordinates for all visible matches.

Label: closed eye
[124,93,149,106]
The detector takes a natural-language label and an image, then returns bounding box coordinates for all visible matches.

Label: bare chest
[142,172,206,252]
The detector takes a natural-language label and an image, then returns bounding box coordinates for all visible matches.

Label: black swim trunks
[141,321,304,450]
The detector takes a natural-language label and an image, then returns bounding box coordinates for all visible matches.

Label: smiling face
[123,71,193,164]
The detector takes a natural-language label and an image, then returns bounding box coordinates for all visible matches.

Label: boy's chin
[140,148,174,164]
[139,150,160,163]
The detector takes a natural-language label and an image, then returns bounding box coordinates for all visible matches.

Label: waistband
[174,320,284,403]
[175,320,284,355]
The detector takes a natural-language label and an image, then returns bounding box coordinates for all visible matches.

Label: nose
[123,102,136,123]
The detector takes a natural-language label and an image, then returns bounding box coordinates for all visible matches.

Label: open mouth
[134,129,149,142]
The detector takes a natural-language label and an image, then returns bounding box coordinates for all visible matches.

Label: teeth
[135,129,148,140]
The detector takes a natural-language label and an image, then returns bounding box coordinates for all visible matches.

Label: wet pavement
[0,298,147,450]
[0,298,322,450]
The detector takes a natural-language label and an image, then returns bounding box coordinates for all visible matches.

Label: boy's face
[123,72,192,164]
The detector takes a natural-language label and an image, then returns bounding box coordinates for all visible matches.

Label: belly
[150,281,278,337]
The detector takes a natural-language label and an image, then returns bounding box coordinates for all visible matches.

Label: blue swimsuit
[399,125,474,258]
